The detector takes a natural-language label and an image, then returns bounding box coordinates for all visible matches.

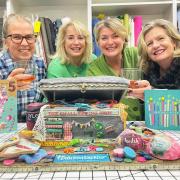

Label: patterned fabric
[144,57,180,89]
[63,122,72,141]
[0,51,46,121]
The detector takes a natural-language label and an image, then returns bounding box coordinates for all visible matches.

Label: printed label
[54,153,110,163]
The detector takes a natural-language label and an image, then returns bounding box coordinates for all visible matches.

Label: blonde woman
[87,17,147,121]
[47,20,96,78]
[138,19,180,89]
[87,17,139,76]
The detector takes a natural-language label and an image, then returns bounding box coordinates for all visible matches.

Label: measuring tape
[41,141,71,147]
[0,160,179,172]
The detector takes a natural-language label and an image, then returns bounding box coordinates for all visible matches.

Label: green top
[47,54,97,78]
[87,47,139,76]
[87,47,144,121]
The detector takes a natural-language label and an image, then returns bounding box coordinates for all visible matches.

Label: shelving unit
[6,0,88,26]
[88,0,175,32]
[5,0,180,34]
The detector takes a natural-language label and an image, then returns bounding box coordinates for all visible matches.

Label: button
[124,158,133,163]
[94,122,103,130]
[114,157,123,162]
[123,146,136,159]
[144,154,152,160]
[95,147,104,152]
[136,156,147,162]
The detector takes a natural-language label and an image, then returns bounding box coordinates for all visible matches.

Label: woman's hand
[128,80,152,101]
[7,68,32,90]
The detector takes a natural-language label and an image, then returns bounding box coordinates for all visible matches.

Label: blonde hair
[3,13,33,38]
[53,20,92,64]
[94,17,128,47]
[138,19,180,73]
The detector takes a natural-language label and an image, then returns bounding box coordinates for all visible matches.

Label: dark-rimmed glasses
[6,34,36,44]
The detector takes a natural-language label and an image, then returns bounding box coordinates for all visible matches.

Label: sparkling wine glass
[14,60,36,88]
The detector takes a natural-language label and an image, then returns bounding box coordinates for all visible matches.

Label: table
[0,124,179,180]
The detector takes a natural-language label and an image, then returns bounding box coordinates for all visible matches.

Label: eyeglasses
[6,34,36,44]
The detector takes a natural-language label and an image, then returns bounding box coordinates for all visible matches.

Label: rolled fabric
[145,133,180,160]
[92,17,101,56]
[124,14,130,34]
[177,8,180,32]
[134,16,142,46]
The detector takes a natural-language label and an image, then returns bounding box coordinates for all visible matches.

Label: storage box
[145,90,180,130]
[39,76,128,102]
[34,76,129,141]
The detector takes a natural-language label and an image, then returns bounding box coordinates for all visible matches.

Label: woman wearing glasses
[47,20,96,78]
[0,14,46,122]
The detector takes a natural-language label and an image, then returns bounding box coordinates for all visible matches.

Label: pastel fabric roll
[145,133,180,160]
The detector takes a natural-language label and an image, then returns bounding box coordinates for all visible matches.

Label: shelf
[92,0,171,3]
[90,0,173,27]
[11,0,86,7]
[5,0,177,32]
[92,3,172,17]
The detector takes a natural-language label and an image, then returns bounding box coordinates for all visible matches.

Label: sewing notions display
[33,104,126,141]
[33,76,129,141]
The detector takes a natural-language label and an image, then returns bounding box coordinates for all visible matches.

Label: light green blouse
[87,47,139,76]
[47,54,97,78]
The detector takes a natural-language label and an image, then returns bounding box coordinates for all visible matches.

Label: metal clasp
[81,83,87,93]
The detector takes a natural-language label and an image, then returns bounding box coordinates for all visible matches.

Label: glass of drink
[14,60,36,87]
[121,68,142,80]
